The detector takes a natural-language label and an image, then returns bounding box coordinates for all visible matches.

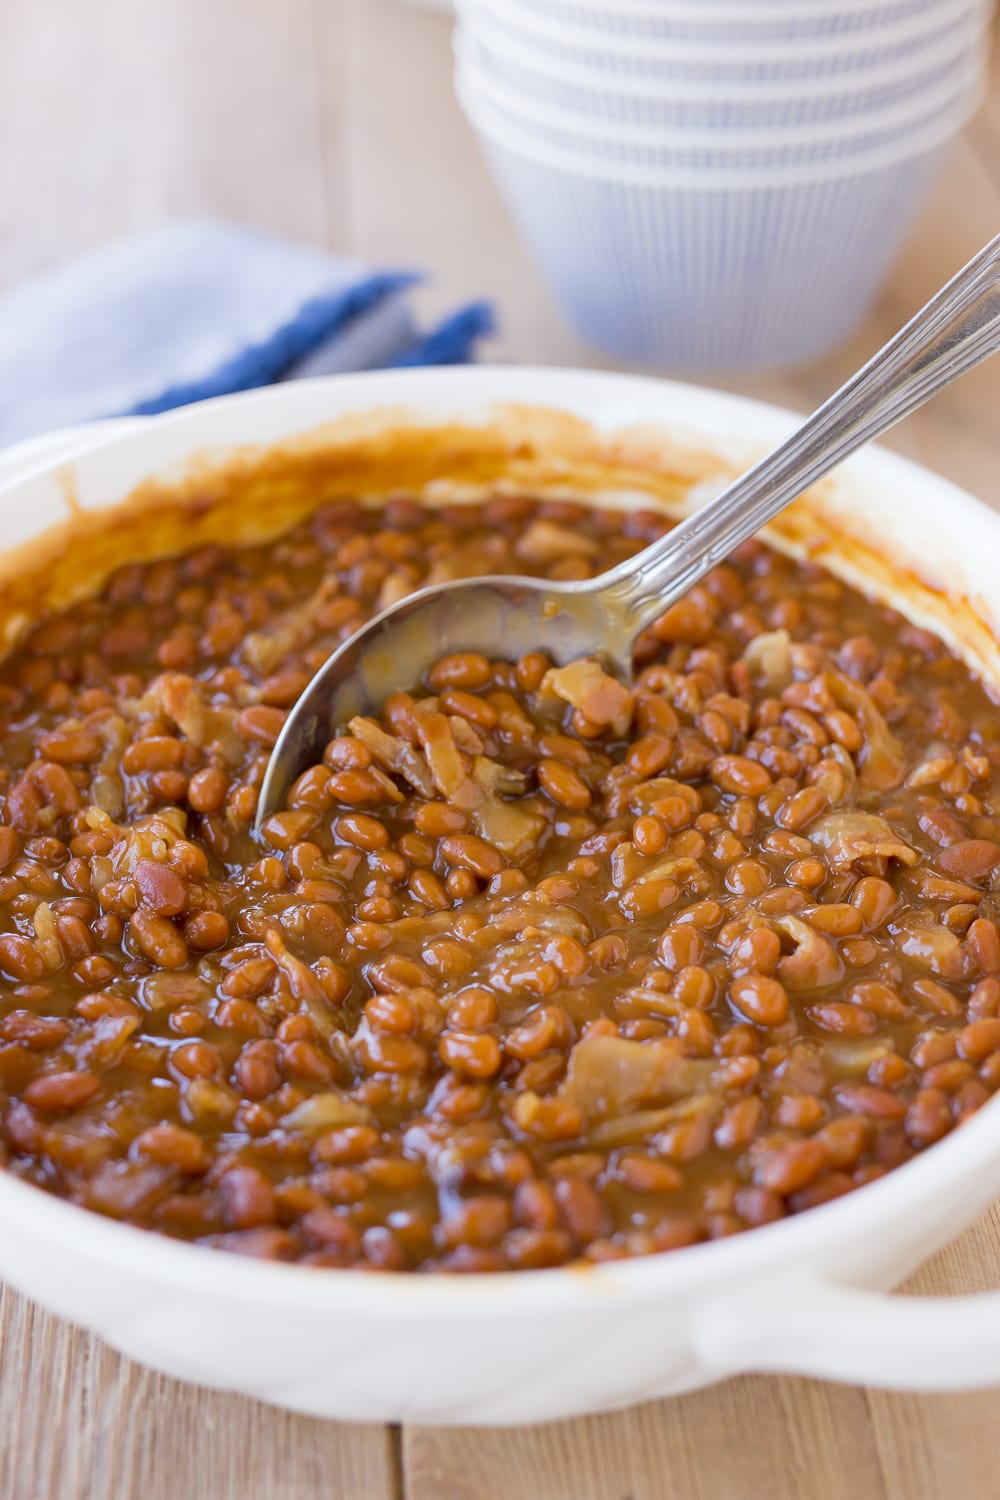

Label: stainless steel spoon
[256,234,1000,830]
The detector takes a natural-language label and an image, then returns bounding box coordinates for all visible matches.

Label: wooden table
[1,3,1000,1495]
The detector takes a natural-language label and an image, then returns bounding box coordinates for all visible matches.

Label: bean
[816,1117,868,1170]
[957,1018,1000,1062]
[131,910,189,970]
[37,730,102,764]
[833,1083,907,1120]
[185,911,229,950]
[710,755,772,797]
[753,1138,827,1195]
[715,1096,764,1150]
[24,1070,100,1112]
[134,1123,208,1173]
[185,766,227,815]
[336,813,390,851]
[538,759,591,810]
[808,1001,877,1036]
[426,654,492,691]
[905,1089,953,1146]
[236,705,288,746]
[328,768,401,806]
[553,1177,610,1242]
[776,785,828,831]
[134,859,188,917]
[851,876,897,929]
[122,737,185,774]
[729,974,789,1027]
[439,1030,503,1078]
[0,935,45,983]
[439,834,504,878]
[220,1166,277,1230]
[938,839,1000,880]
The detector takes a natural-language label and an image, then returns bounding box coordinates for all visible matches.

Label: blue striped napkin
[0,220,494,448]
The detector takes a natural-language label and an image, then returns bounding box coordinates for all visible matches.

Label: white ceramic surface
[2,368,1000,1425]
[456,1,988,126]
[457,78,952,368]
[523,0,965,39]
[461,0,985,73]
[454,38,984,162]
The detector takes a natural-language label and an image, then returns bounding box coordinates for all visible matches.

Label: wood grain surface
[1,2,999,1496]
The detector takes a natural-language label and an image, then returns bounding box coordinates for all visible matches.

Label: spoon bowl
[257,570,636,819]
[256,233,1000,832]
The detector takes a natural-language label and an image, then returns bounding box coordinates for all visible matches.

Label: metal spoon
[256,234,1000,830]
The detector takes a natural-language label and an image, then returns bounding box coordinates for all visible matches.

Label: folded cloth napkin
[0,220,494,448]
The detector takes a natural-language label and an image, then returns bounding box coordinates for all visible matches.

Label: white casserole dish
[1,366,1000,1426]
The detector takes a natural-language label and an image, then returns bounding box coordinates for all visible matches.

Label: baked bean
[427,654,492,691]
[0,488,998,1274]
[37,730,102,764]
[131,910,189,970]
[439,835,505,878]
[328,769,400,806]
[236,705,287,746]
[0,935,46,983]
[336,813,390,851]
[553,1177,610,1242]
[219,1166,277,1230]
[710,756,772,797]
[122,737,185,774]
[911,978,964,1019]
[774,1094,825,1131]
[134,859,188,917]
[538,759,591,810]
[729,974,789,1027]
[185,911,230,950]
[905,1089,953,1145]
[438,688,497,731]
[787,857,826,889]
[957,1018,1000,1062]
[715,1096,764,1150]
[834,1083,907,1120]
[968,918,1000,975]
[753,1138,827,1195]
[938,839,1000,880]
[726,859,771,898]
[732,926,781,975]
[23,1070,100,1112]
[808,1001,877,1036]
[658,924,704,972]
[134,1122,208,1173]
[776,785,828,831]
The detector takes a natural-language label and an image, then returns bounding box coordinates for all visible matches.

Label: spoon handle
[606,233,1000,636]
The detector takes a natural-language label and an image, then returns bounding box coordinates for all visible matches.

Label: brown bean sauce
[0,492,998,1271]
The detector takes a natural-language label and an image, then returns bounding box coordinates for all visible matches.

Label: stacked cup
[454,0,993,370]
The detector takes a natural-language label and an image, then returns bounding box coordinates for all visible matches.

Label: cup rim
[455,31,983,148]
[510,0,972,21]
[462,0,985,64]
[456,63,977,186]
[456,4,989,100]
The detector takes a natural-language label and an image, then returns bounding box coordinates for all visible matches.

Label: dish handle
[695,1272,1000,1391]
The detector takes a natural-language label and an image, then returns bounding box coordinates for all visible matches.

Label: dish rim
[0,363,997,1314]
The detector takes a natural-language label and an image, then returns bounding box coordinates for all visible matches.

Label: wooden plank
[404,1378,889,1500]
[0,0,337,291]
[864,1202,1000,1500]
[0,4,999,1497]
[404,1209,1000,1500]
[0,1285,398,1500]
[329,0,585,363]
